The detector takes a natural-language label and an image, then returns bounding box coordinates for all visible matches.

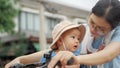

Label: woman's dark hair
[92,0,120,29]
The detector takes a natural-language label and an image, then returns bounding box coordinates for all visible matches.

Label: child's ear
[57,38,62,45]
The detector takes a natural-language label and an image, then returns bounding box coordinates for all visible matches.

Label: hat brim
[50,24,86,49]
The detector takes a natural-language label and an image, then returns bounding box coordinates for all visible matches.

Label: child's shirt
[40,50,80,63]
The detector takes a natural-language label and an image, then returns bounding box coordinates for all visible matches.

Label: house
[1,0,98,50]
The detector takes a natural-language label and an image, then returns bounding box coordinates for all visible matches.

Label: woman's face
[88,13,112,37]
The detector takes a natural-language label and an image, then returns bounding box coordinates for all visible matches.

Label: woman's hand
[48,51,79,68]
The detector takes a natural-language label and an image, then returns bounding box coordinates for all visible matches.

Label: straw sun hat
[50,21,86,49]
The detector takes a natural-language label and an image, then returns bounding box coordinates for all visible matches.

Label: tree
[0,0,19,33]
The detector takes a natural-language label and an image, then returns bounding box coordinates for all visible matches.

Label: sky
[47,0,99,11]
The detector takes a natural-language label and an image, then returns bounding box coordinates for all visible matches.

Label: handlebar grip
[10,63,25,68]
[10,63,48,68]
[54,57,74,68]
[67,58,74,65]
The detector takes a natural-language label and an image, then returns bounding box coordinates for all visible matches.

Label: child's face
[61,28,81,52]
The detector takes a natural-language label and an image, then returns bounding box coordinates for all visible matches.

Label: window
[19,11,40,31]
[46,17,61,38]
[19,11,27,30]
[19,11,62,38]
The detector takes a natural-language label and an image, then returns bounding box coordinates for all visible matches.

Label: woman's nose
[91,26,96,33]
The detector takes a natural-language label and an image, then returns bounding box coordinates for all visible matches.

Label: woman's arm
[77,42,120,65]
[5,50,46,68]
[48,42,120,68]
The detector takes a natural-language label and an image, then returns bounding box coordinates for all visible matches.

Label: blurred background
[0,0,98,67]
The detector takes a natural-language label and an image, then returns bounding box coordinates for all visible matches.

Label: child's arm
[5,50,46,68]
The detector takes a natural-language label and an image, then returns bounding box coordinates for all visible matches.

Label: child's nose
[75,38,79,43]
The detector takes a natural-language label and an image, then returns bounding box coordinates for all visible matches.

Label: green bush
[0,0,19,33]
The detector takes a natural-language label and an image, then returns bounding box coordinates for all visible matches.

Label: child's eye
[77,38,80,40]
[71,36,75,39]
[77,38,80,41]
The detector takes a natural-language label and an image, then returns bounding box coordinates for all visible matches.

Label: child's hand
[48,51,78,68]
[5,58,20,68]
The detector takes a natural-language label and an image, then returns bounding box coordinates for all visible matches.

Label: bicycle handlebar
[10,62,48,68]
[10,50,74,68]
[10,58,74,68]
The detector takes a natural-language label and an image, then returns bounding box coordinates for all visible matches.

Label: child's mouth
[73,45,78,49]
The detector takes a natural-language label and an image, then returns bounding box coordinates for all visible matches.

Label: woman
[48,0,120,68]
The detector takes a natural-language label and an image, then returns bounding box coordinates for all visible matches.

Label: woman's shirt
[79,26,120,68]
[104,26,120,68]
[89,26,120,68]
